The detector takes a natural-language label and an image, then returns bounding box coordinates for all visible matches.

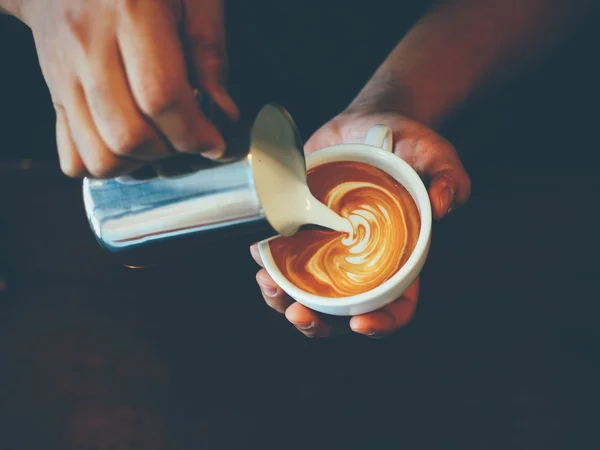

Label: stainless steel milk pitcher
[83,103,307,266]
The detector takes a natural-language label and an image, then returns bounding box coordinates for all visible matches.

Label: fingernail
[439,185,455,216]
[292,322,313,331]
[358,329,384,338]
[202,147,226,160]
[259,284,278,297]
[367,330,380,337]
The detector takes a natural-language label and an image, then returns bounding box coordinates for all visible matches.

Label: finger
[256,269,293,314]
[285,302,334,338]
[397,137,471,220]
[350,279,419,338]
[183,0,239,121]
[253,249,348,337]
[117,1,225,158]
[249,243,263,267]
[65,83,141,178]
[428,165,471,220]
[349,300,414,338]
[78,35,169,161]
[55,104,88,178]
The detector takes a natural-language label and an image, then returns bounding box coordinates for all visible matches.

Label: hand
[250,110,471,338]
[14,0,238,178]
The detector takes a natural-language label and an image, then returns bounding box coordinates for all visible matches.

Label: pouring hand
[9,0,237,178]
[250,110,471,338]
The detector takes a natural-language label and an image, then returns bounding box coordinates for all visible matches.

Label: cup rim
[257,142,432,307]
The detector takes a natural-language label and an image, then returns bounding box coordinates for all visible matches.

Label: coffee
[269,161,421,298]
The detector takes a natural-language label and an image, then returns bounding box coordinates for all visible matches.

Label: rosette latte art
[270,161,421,298]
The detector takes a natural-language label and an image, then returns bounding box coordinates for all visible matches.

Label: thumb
[183,0,239,121]
[428,167,471,220]
[400,138,471,221]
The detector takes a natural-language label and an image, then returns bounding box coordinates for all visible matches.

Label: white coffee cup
[257,125,432,316]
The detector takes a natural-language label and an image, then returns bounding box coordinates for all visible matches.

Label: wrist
[345,70,454,129]
[0,1,21,17]
[345,79,417,124]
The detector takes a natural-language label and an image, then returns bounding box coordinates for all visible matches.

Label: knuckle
[60,158,86,178]
[86,156,119,179]
[86,81,112,117]
[138,84,182,118]
[84,83,157,157]
[110,121,152,157]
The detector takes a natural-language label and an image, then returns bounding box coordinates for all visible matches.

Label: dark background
[1,1,599,449]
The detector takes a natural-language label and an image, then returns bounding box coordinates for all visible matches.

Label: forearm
[0,1,21,16]
[349,0,590,127]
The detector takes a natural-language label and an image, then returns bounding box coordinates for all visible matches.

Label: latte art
[270,161,421,297]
